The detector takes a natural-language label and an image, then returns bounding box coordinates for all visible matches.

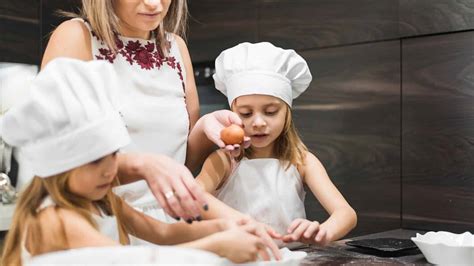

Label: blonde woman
[1,58,270,266]
[40,0,243,224]
[196,42,358,247]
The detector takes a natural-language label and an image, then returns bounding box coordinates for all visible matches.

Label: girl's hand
[211,226,268,263]
[216,218,240,231]
[238,216,282,260]
[282,218,331,246]
[201,110,251,157]
[214,217,282,260]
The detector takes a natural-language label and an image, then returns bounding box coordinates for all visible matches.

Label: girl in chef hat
[0,58,271,266]
[197,42,357,247]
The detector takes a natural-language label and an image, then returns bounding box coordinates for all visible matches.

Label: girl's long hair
[1,172,129,266]
[61,0,188,53]
[237,103,308,168]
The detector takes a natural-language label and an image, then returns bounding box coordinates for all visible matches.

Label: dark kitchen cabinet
[258,0,399,50]
[399,0,474,37]
[402,31,474,232]
[187,0,258,62]
[0,0,39,64]
[296,40,401,236]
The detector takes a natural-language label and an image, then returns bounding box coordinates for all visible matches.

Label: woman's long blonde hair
[236,103,308,168]
[64,0,188,52]
[1,173,129,266]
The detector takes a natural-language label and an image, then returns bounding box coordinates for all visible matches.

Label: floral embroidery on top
[92,31,185,91]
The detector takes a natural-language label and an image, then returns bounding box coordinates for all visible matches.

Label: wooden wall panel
[0,18,39,64]
[0,0,38,19]
[187,0,258,62]
[0,0,39,64]
[258,0,399,50]
[402,31,474,232]
[296,40,401,236]
[400,0,474,37]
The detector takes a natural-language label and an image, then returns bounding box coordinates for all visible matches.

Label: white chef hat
[213,42,312,107]
[0,58,130,178]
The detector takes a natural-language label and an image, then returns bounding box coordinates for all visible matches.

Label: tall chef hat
[213,42,312,107]
[0,58,130,178]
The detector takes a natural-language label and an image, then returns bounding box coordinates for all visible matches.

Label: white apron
[215,158,306,245]
[21,196,121,264]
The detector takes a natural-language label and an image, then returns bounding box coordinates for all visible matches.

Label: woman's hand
[282,218,332,246]
[201,110,251,157]
[118,153,208,222]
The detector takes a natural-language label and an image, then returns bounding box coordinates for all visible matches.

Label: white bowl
[411,231,474,265]
[27,245,224,265]
[27,246,307,265]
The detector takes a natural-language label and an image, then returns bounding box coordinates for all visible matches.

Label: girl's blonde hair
[64,0,188,52]
[1,172,130,266]
[235,102,308,168]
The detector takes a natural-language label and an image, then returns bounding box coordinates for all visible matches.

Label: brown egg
[220,124,245,145]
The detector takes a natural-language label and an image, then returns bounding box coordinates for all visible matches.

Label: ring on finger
[164,190,175,200]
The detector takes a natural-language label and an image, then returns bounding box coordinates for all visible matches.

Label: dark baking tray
[346,238,418,252]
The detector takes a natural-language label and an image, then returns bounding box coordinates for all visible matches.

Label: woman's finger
[147,174,179,218]
[180,170,209,215]
[170,176,200,221]
[225,111,243,126]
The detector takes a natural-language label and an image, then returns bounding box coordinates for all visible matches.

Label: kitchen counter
[298,229,430,265]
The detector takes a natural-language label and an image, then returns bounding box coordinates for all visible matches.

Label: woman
[41,0,238,222]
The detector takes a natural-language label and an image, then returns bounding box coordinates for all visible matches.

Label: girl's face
[114,0,172,39]
[233,95,288,154]
[68,152,118,201]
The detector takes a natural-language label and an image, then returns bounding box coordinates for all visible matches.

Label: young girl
[0,58,270,265]
[197,42,358,246]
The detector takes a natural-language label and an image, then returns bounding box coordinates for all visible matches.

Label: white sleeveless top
[16,19,189,196]
[74,18,189,224]
[215,158,306,237]
[21,196,120,264]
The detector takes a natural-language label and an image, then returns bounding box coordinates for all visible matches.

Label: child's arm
[283,152,357,246]
[178,223,269,263]
[121,200,281,263]
[195,149,232,195]
[196,150,251,220]
[28,207,118,256]
[32,205,266,263]
[120,200,232,245]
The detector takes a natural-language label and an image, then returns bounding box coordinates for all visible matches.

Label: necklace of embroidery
[92,31,185,91]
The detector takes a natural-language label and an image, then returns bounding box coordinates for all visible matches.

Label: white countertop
[0,203,15,231]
